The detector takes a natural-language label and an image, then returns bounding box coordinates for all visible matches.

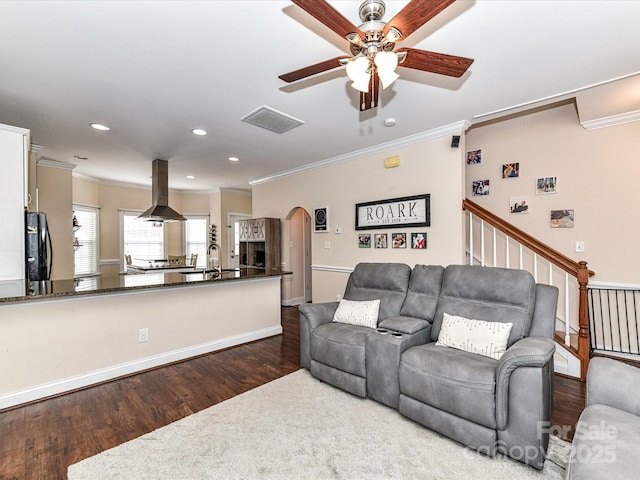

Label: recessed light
[383,118,396,127]
[186,175,195,179]
[191,128,207,136]
[228,156,240,162]
[90,123,110,131]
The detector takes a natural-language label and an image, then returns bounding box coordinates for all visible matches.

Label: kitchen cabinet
[0,123,30,281]
[238,217,281,270]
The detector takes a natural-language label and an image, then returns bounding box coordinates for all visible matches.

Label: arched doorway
[284,207,312,305]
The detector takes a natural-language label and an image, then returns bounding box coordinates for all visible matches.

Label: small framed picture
[313,207,329,232]
[391,232,406,249]
[411,233,427,249]
[550,210,574,228]
[536,177,558,194]
[358,233,371,248]
[502,163,519,178]
[374,233,388,248]
[510,197,530,214]
[472,180,490,196]
[466,149,482,165]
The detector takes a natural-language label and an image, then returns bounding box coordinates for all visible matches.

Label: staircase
[463,199,593,380]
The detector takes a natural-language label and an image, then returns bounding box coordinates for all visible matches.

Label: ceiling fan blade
[292,0,363,41]
[397,47,473,78]
[359,73,380,112]
[383,0,455,40]
[279,56,351,83]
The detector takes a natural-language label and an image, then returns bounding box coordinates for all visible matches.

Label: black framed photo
[355,194,430,230]
[411,233,427,249]
[374,233,388,248]
[391,233,406,249]
[313,207,328,233]
[358,234,371,248]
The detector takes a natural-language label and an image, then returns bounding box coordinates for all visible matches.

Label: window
[184,215,208,268]
[73,205,99,277]
[121,211,165,270]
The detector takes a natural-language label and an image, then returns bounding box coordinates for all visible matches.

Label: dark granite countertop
[0,268,290,304]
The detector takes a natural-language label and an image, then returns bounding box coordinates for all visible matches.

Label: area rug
[68,370,570,479]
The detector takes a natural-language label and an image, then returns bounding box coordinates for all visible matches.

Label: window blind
[122,212,164,269]
[73,206,99,277]
[184,216,208,268]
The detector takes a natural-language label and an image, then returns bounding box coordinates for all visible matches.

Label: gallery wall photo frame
[374,233,388,248]
[355,194,430,230]
[550,209,574,228]
[313,207,329,233]
[391,233,406,249]
[466,149,482,165]
[411,232,427,249]
[536,177,558,194]
[502,163,520,178]
[510,196,530,214]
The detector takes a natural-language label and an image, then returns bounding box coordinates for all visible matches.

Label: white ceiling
[0,1,639,193]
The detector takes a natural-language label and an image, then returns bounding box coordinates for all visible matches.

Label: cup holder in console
[376,328,388,334]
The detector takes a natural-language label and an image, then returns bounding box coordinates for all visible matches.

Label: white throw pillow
[436,312,513,360]
[333,299,380,329]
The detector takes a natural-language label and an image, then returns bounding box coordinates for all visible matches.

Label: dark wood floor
[0,306,585,479]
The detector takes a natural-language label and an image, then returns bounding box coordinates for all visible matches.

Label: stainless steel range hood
[137,159,186,222]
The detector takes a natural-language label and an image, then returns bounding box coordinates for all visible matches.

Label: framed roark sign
[355,194,430,230]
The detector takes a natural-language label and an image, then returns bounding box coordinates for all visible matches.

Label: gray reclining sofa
[566,357,640,479]
[299,262,559,469]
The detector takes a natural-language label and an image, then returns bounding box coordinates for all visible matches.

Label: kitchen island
[0,268,290,409]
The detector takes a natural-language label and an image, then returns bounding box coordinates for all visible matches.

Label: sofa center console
[366,324,431,409]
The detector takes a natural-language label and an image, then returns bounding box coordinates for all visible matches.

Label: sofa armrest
[586,357,640,416]
[298,302,339,370]
[495,336,555,429]
[299,302,339,330]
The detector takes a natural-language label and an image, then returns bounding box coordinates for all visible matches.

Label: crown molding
[580,109,640,130]
[220,188,252,196]
[249,120,471,186]
[37,158,76,170]
[72,171,216,195]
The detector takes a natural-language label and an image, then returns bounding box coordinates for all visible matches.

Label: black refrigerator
[25,212,53,281]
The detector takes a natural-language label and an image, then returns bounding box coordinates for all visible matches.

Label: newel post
[577,261,590,380]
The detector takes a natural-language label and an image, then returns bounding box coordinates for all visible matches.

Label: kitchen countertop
[0,268,290,304]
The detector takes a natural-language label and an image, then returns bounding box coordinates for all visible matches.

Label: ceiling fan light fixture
[374,51,399,89]
[346,56,371,92]
[385,26,402,44]
[351,75,371,93]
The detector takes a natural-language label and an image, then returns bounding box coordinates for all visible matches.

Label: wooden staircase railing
[463,198,594,380]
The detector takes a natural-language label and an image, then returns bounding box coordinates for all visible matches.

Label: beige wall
[252,135,466,303]
[37,164,74,280]
[465,103,640,284]
[72,178,214,275]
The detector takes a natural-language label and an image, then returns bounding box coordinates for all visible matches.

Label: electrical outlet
[323,240,331,249]
[138,328,149,343]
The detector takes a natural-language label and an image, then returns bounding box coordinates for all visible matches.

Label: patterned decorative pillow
[333,299,380,329]
[436,312,513,360]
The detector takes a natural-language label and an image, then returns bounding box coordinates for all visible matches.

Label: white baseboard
[0,325,282,410]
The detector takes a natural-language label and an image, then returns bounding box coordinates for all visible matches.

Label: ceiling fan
[279,0,474,111]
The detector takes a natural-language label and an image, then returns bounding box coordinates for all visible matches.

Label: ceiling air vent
[241,106,304,134]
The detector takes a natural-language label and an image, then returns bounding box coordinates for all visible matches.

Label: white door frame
[227,212,251,269]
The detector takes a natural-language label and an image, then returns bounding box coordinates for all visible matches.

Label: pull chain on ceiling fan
[279,0,474,111]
